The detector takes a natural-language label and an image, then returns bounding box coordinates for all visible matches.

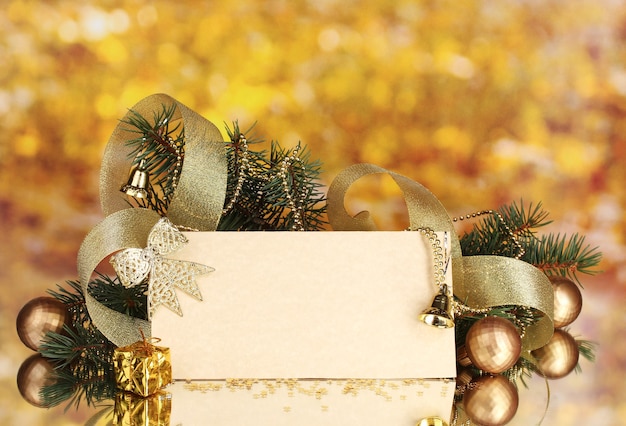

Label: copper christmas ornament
[465,316,522,374]
[532,328,579,379]
[549,276,583,328]
[16,354,55,407]
[16,297,70,351]
[463,374,519,426]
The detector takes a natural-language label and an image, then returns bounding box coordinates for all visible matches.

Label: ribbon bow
[110,217,214,319]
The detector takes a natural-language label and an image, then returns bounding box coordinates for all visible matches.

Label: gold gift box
[114,340,172,397]
[113,391,172,426]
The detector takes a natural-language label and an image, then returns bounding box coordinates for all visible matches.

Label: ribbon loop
[80,94,228,346]
[327,163,554,351]
[326,163,464,289]
[78,208,160,346]
[82,96,554,355]
[461,256,554,351]
[100,93,227,231]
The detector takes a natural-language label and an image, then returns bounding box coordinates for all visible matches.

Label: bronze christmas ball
[17,296,70,351]
[465,316,522,374]
[463,374,519,426]
[16,354,55,407]
[532,328,579,379]
[549,276,583,328]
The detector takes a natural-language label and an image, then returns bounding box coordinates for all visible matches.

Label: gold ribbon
[461,256,554,351]
[326,163,464,289]
[78,94,227,346]
[80,94,553,352]
[326,163,554,351]
[78,208,159,346]
[100,93,227,231]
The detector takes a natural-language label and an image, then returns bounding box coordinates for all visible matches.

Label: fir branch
[39,325,109,369]
[88,274,148,320]
[504,357,535,387]
[219,121,275,230]
[524,233,602,284]
[218,122,327,231]
[42,364,115,410]
[459,201,602,283]
[459,201,550,258]
[575,339,597,373]
[39,278,132,409]
[121,104,184,215]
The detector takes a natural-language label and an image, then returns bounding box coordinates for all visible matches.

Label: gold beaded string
[163,135,183,203]
[222,133,251,215]
[452,300,490,318]
[407,228,449,296]
[220,132,309,231]
[452,209,525,260]
[278,144,307,231]
[452,209,530,337]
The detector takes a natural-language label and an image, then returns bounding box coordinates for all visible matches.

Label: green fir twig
[525,233,602,285]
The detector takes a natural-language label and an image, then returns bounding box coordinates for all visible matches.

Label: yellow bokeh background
[1,0,625,424]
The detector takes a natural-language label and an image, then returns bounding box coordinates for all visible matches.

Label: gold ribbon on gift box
[78,94,553,354]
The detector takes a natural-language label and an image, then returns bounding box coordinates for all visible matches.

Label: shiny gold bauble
[16,296,70,351]
[465,316,522,374]
[17,354,55,407]
[415,417,448,426]
[463,374,519,426]
[531,328,579,379]
[549,276,583,328]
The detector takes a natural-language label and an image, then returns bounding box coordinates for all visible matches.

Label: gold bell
[416,416,449,426]
[418,284,454,328]
[121,159,150,199]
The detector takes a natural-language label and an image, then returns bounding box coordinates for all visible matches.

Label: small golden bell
[416,416,449,426]
[418,284,454,328]
[121,159,150,199]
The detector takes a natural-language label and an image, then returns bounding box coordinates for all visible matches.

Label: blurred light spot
[366,79,391,108]
[492,137,552,169]
[293,81,315,106]
[395,2,423,23]
[181,63,199,79]
[95,93,118,118]
[7,33,31,54]
[594,195,621,225]
[13,87,34,109]
[448,54,475,79]
[137,5,158,27]
[283,131,303,146]
[395,89,417,113]
[108,9,130,34]
[413,53,434,72]
[362,125,397,165]
[208,73,229,98]
[80,7,109,41]
[0,91,11,116]
[15,133,39,157]
[121,85,150,108]
[58,19,79,43]
[270,93,287,114]
[318,28,341,52]
[609,68,626,96]
[390,25,413,47]
[158,43,181,65]
[97,37,128,64]
[434,126,473,159]
[554,136,602,177]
